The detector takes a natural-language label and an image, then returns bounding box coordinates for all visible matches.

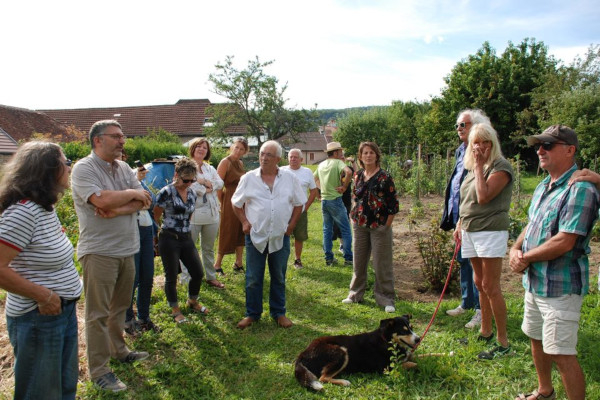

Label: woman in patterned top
[154,158,209,324]
[342,142,399,313]
[0,141,83,400]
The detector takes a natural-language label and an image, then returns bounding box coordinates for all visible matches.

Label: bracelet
[41,290,54,306]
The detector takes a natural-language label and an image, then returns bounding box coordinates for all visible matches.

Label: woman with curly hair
[0,141,83,400]
[154,157,209,324]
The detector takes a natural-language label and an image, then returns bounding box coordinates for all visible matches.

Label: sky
[2,0,599,111]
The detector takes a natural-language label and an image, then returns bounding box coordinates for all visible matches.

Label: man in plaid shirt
[510,125,599,400]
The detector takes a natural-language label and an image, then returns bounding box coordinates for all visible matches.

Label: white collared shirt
[232,167,306,253]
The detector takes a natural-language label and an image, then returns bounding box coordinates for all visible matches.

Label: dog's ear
[379,318,393,330]
[402,314,412,321]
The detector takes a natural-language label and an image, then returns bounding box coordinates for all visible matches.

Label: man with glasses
[441,109,490,329]
[71,120,152,392]
[232,140,306,330]
[510,125,599,400]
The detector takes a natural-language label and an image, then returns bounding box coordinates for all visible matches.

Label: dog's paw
[401,361,418,369]
[310,381,324,391]
[338,379,351,387]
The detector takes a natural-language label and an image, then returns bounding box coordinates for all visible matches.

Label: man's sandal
[171,312,188,324]
[516,389,556,400]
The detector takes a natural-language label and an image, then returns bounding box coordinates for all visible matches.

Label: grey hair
[261,140,283,157]
[457,108,491,126]
[288,148,303,158]
[89,120,122,148]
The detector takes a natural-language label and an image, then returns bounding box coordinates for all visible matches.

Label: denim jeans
[458,248,480,310]
[321,197,353,262]
[7,301,79,400]
[127,224,155,322]
[244,235,290,320]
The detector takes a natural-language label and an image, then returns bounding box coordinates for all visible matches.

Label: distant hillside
[318,106,384,123]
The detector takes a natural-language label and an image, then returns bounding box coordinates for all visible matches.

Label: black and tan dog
[294,315,420,391]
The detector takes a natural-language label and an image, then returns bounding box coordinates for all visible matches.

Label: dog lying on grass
[294,315,420,391]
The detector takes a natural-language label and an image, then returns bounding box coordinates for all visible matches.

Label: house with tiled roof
[0,104,71,142]
[276,120,338,164]
[40,99,246,143]
[0,127,18,165]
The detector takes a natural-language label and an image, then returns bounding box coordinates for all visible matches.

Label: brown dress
[218,156,246,254]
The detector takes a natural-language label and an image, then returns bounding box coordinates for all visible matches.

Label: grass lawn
[66,195,600,400]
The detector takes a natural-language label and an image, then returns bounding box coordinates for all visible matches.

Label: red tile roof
[39,99,246,138]
[277,131,333,152]
[0,104,71,142]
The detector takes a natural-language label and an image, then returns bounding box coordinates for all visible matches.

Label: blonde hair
[463,123,503,170]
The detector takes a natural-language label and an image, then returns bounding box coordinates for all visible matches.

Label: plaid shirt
[522,164,599,297]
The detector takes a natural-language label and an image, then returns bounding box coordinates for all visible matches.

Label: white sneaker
[465,309,482,329]
[446,305,466,317]
[341,298,354,304]
[384,306,395,313]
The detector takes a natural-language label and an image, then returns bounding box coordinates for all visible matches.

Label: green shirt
[459,157,513,232]
[314,158,346,200]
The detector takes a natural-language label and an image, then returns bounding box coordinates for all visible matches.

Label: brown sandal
[187,300,209,315]
[206,279,225,289]
[516,389,555,400]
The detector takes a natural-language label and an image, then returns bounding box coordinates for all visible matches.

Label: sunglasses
[454,122,471,129]
[65,159,72,167]
[181,179,195,184]
[533,142,570,152]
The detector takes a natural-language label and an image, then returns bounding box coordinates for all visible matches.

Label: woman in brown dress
[214,138,248,275]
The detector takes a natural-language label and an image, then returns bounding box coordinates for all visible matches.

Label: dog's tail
[294,359,323,391]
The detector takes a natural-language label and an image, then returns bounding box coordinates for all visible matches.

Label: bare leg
[235,246,244,267]
[294,240,303,261]
[471,258,493,336]
[214,253,224,270]
[480,257,508,347]
[554,354,585,400]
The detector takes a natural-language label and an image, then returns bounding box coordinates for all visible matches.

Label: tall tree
[206,56,318,147]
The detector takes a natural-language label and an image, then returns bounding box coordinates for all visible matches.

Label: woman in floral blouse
[341,141,399,312]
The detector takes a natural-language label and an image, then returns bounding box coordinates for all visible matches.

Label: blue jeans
[244,235,290,320]
[7,301,79,400]
[321,197,353,262]
[458,248,480,310]
[127,224,155,322]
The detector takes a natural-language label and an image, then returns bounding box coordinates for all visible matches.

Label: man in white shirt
[232,141,306,329]
[281,148,318,269]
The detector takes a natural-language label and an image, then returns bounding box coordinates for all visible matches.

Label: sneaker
[344,260,353,266]
[138,319,161,333]
[384,305,396,313]
[94,372,127,392]
[465,309,482,329]
[338,244,344,255]
[477,344,511,360]
[119,351,149,363]
[294,259,304,269]
[446,305,466,317]
[341,298,354,304]
[124,320,139,337]
[325,258,337,266]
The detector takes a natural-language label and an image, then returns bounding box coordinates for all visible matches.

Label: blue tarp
[142,161,176,191]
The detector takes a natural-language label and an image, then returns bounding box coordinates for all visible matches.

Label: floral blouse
[156,184,196,233]
[350,168,399,228]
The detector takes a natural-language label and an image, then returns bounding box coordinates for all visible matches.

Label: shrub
[417,217,460,294]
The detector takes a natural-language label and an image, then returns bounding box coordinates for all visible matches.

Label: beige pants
[82,254,135,380]
[347,224,396,307]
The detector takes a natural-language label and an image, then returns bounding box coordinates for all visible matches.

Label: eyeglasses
[181,179,195,184]
[454,122,471,129]
[533,142,570,152]
[102,133,126,141]
[260,151,276,159]
[65,159,72,167]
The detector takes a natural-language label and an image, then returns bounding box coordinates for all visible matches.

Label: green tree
[206,56,319,147]
[335,107,394,155]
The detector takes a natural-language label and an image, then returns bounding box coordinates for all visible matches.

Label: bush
[417,217,460,294]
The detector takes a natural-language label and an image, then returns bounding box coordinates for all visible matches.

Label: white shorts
[461,230,508,258]
[521,292,583,355]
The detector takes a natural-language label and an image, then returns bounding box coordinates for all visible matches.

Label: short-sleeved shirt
[350,168,399,228]
[232,168,306,253]
[459,157,514,232]
[522,164,600,297]
[281,165,316,211]
[314,158,346,200]
[156,184,197,233]
[71,151,143,259]
[0,201,83,316]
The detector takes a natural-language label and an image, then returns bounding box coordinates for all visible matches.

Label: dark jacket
[440,148,468,232]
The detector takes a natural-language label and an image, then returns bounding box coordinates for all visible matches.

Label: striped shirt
[0,200,83,317]
[522,164,600,297]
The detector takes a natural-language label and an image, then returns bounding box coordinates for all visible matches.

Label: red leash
[413,239,461,352]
